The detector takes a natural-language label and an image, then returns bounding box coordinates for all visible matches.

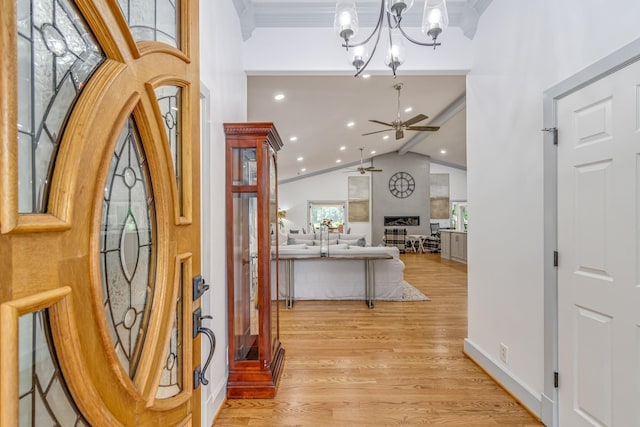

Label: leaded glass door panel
[0,0,201,425]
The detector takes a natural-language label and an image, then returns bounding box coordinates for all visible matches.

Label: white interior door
[557,59,640,426]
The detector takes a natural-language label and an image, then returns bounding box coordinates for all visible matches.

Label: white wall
[243,26,473,74]
[199,1,247,425]
[279,168,373,243]
[466,0,640,415]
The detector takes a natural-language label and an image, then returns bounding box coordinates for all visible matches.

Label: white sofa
[271,244,406,301]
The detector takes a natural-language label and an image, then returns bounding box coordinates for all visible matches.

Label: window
[308,201,346,230]
[451,201,468,231]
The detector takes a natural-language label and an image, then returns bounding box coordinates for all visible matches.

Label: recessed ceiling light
[362,74,371,79]
[301,168,307,172]
[274,93,285,101]
[440,149,447,154]
[371,150,377,154]
[297,156,304,161]
[336,159,342,163]
[404,107,413,113]
[340,146,346,151]
[347,121,355,127]
[290,136,298,142]
[383,135,389,140]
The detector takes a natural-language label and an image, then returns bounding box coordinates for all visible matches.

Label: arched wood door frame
[0,0,201,425]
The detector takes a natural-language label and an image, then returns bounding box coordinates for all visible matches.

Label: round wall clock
[388,172,415,198]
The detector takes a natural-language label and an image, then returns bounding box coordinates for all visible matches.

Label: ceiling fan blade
[406,126,441,131]
[366,168,383,172]
[362,129,393,136]
[401,114,428,127]
[396,129,404,139]
[369,119,394,127]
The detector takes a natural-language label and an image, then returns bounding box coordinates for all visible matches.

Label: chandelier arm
[386,13,398,77]
[353,15,384,77]
[397,23,441,48]
[341,0,386,49]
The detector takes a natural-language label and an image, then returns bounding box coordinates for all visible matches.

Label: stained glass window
[117,0,180,48]
[156,263,183,399]
[154,85,182,214]
[17,0,105,213]
[19,311,88,426]
[100,117,156,378]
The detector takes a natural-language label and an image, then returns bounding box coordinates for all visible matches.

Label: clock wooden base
[227,345,285,398]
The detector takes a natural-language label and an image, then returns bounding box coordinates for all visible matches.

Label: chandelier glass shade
[334,0,448,77]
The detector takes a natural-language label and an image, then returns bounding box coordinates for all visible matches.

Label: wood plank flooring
[213,253,543,426]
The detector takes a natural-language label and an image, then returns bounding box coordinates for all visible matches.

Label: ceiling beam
[237,0,493,41]
[397,94,466,155]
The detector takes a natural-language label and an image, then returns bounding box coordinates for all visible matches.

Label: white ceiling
[241,0,487,180]
[248,74,467,181]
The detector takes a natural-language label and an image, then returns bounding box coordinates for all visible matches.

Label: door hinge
[553,251,558,267]
[542,127,558,145]
[554,371,559,388]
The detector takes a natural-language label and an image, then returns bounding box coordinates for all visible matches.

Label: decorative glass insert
[17,0,105,213]
[154,85,182,214]
[100,117,156,379]
[232,192,259,361]
[156,262,183,399]
[117,0,180,48]
[19,310,88,426]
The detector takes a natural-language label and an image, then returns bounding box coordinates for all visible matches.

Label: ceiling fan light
[334,0,359,42]
[386,0,415,17]
[422,0,448,41]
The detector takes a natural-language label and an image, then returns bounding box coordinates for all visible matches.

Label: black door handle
[193,308,216,388]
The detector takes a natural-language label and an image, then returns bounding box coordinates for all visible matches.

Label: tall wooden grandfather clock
[224,123,285,398]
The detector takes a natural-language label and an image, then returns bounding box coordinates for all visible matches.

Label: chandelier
[334,0,448,77]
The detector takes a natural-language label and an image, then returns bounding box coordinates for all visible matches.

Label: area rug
[401,281,430,301]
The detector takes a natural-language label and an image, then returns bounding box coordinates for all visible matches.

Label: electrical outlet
[500,343,509,364]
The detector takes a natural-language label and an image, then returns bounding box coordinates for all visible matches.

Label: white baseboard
[202,378,227,427]
[463,338,542,419]
[541,392,556,427]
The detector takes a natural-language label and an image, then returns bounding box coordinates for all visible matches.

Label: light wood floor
[213,253,543,426]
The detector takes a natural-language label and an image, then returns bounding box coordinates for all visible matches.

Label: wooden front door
[0,0,201,426]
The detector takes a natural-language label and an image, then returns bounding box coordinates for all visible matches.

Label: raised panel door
[557,58,640,427]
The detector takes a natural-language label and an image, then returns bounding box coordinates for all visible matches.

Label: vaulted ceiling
[238,0,492,180]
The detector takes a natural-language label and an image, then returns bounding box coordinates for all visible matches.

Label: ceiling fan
[363,83,441,140]
[344,148,383,174]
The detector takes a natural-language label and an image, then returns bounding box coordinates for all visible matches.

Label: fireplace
[384,216,420,227]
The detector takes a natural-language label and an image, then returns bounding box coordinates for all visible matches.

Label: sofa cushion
[290,233,314,240]
[339,238,366,247]
[313,239,339,245]
[282,243,309,249]
[339,233,365,240]
[288,236,315,245]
